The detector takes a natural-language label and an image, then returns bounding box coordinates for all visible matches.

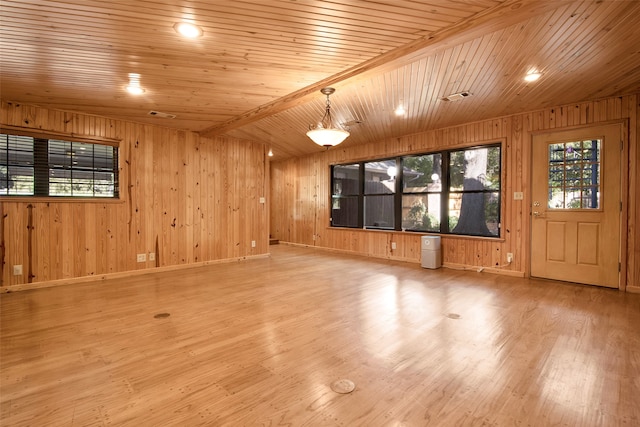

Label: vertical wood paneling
[176,130,187,264]
[33,203,49,282]
[84,204,96,276]
[168,129,179,266]
[629,95,640,291]
[142,128,154,266]
[203,138,214,261]
[49,204,62,279]
[73,204,84,278]
[96,204,107,275]
[190,136,201,263]
[133,126,145,270]
[157,127,170,266]
[60,204,73,278]
[105,205,116,273]
[271,94,639,288]
[209,139,221,259]
[1,102,268,288]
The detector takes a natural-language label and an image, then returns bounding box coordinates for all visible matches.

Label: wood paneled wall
[0,101,269,289]
[271,94,640,291]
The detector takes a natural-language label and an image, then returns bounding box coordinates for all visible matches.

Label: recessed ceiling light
[174,22,203,38]
[268,149,274,157]
[524,72,542,82]
[126,73,145,95]
[394,106,406,116]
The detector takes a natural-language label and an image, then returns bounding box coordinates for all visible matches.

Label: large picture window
[330,143,501,237]
[1,133,119,198]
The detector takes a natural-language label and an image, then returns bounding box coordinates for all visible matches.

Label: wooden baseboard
[279,241,418,264]
[279,242,526,277]
[442,262,526,277]
[1,253,271,293]
[626,285,640,294]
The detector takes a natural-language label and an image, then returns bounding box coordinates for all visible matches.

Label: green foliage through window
[547,140,600,209]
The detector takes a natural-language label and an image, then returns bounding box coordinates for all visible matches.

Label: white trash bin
[421,235,441,269]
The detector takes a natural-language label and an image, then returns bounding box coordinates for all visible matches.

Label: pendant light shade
[306,87,350,148]
[306,127,350,147]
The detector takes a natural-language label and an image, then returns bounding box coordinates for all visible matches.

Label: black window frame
[0,132,120,198]
[330,163,362,228]
[330,143,502,238]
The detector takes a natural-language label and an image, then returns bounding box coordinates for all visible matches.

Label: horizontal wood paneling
[226,0,640,159]
[3,1,640,162]
[0,101,269,288]
[271,93,640,289]
[0,0,501,135]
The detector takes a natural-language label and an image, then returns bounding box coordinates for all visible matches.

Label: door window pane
[547,140,600,209]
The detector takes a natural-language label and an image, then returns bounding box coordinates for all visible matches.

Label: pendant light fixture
[306,87,350,148]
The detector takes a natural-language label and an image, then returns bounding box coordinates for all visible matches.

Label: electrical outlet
[513,192,524,200]
[148,252,155,261]
[13,265,23,275]
[259,197,265,204]
[137,253,146,262]
[251,240,256,248]
[391,242,397,250]
[507,253,513,263]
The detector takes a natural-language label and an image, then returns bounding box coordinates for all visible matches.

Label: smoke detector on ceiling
[148,110,177,119]
[442,91,472,101]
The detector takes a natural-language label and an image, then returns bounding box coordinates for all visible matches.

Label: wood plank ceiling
[1,0,639,159]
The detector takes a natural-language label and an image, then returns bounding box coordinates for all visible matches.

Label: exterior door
[531,124,622,288]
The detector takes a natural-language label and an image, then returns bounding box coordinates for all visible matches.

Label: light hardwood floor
[1,245,639,426]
